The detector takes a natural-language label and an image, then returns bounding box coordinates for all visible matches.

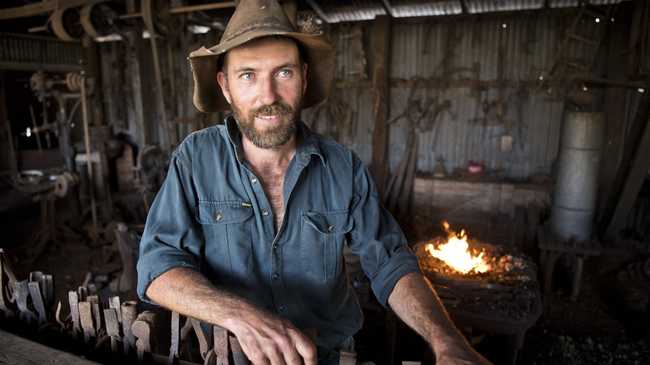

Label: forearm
[145,267,257,331]
[146,267,317,364]
[387,272,470,354]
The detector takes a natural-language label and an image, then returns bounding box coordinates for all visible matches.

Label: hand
[225,306,317,365]
[435,344,492,365]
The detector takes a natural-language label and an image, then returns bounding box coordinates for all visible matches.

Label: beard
[232,100,300,149]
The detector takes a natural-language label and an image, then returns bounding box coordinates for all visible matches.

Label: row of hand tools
[0,249,247,365]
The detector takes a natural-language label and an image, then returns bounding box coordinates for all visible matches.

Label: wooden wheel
[50,7,84,41]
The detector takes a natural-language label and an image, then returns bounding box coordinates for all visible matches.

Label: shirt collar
[224,114,326,166]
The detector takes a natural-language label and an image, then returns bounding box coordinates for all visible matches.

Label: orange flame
[425,221,491,274]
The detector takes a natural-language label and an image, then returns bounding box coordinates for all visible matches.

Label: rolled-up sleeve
[136,148,202,303]
[347,155,421,307]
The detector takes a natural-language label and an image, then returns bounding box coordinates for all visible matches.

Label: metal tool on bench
[78,301,96,343]
[104,307,122,353]
[122,300,138,354]
[14,280,37,323]
[132,310,157,362]
[21,271,54,329]
[203,326,229,365]
[68,290,82,335]
[0,249,17,317]
[169,311,182,364]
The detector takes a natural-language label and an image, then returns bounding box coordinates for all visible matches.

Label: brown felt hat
[188,0,335,113]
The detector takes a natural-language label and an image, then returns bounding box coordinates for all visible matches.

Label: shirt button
[251,177,258,184]
[327,225,335,232]
[272,272,280,280]
[278,305,286,312]
[262,209,269,216]
[272,243,278,250]
[215,212,223,222]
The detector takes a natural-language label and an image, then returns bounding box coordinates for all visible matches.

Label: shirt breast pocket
[300,209,353,283]
[197,201,254,281]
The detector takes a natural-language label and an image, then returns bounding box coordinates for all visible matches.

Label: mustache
[253,102,293,117]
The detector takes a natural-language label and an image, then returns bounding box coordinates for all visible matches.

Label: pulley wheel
[80,2,122,38]
[50,7,84,41]
[142,0,171,37]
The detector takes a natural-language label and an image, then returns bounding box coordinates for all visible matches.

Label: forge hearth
[414,223,542,365]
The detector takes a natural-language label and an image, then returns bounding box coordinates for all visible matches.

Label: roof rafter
[306,0,331,23]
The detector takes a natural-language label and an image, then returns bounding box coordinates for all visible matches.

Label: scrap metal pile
[0,249,246,365]
[414,222,541,322]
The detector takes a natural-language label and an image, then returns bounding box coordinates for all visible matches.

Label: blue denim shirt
[137,116,421,354]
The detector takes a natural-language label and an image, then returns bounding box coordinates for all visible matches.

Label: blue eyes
[238,69,293,81]
[278,69,293,78]
[240,72,253,81]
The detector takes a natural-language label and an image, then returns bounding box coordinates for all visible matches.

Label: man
[137,1,491,364]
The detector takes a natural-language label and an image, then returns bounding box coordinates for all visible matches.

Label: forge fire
[424,221,491,274]
[418,221,530,283]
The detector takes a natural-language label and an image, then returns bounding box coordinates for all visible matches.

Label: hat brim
[189,30,335,113]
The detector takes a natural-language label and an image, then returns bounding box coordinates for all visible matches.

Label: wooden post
[124,30,149,148]
[597,17,631,225]
[370,16,391,197]
[606,111,650,238]
[0,72,17,173]
[82,36,105,127]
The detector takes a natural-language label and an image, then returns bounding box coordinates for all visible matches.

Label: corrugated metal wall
[97,10,609,181]
[304,11,597,179]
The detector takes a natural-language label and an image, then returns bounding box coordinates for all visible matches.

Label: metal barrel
[550,112,604,241]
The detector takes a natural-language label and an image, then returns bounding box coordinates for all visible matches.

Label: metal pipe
[80,74,98,235]
[550,112,604,241]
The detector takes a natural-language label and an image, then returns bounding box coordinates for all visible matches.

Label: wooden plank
[169,2,237,14]
[379,0,395,18]
[0,328,98,364]
[124,31,149,147]
[305,0,331,23]
[369,16,391,197]
[0,0,99,20]
[601,89,650,236]
[597,20,631,224]
[0,72,17,174]
[606,114,650,238]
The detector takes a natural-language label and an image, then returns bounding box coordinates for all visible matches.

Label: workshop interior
[0,0,649,364]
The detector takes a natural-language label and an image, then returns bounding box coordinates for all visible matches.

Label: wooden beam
[370,16,391,197]
[0,329,98,364]
[605,111,650,239]
[305,0,331,23]
[124,31,149,147]
[168,2,237,14]
[379,0,395,18]
[0,0,98,20]
[459,0,469,14]
[0,72,17,174]
[597,18,631,225]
